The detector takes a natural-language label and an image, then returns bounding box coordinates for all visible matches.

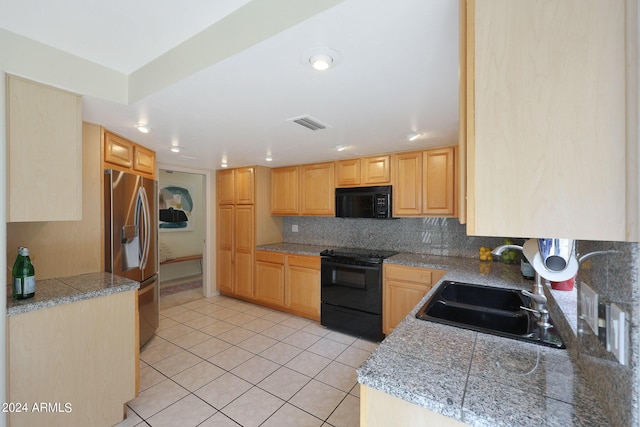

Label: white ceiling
[0,0,460,171]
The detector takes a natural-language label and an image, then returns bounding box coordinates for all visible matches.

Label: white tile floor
[116,293,378,426]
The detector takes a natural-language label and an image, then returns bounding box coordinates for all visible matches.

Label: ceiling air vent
[288,115,329,131]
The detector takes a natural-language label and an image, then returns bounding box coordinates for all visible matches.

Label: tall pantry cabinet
[216,167,282,299]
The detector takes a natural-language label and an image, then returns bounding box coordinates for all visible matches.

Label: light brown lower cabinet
[361,384,467,427]
[383,264,446,334]
[255,251,285,306]
[7,290,137,427]
[285,255,321,319]
[254,251,320,321]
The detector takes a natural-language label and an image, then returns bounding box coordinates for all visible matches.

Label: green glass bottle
[12,247,35,300]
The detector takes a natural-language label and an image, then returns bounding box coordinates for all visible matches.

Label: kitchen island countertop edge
[7,272,139,316]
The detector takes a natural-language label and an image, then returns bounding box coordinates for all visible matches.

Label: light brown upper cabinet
[103,130,156,180]
[7,75,82,222]
[363,155,391,185]
[392,151,423,216]
[217,169,235,205]
[272,163,335,216]
[133,146,155,177]
[336,159,361,187]
[392,147,456,217]
[423,148,455,216]
[217,167,255,205]
[464,0,637,241]
[104,131,133,169]
[271,166,300,215]
[300,162,335,216]
[336,155,391,187]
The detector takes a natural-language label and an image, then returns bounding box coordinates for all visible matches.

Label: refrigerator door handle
[139,186,151,271]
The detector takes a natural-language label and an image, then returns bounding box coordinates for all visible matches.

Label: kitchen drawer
[385,265,443,285]
[256,250,285,264]
[287,254,320,269]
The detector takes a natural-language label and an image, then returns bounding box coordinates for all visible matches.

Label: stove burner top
[320,248,398,263]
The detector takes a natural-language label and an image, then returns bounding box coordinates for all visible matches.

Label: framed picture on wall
[159,184,195,232]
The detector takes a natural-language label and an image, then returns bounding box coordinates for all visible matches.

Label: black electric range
[319,247,397,341]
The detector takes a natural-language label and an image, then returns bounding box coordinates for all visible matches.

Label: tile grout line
[132,294,369,426]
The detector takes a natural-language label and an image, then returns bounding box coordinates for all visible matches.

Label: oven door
[320,259,382,314]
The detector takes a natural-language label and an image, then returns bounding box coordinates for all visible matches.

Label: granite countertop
[253,244,608,424]
[359,254,609,426]
[7,272,139,316]
[256,242,328,256]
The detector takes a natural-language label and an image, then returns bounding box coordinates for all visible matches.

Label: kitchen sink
[416,281,565,348]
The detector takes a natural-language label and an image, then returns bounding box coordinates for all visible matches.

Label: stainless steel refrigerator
[104,169,159,347]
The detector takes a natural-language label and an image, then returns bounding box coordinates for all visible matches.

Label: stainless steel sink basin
[416,281,565,348]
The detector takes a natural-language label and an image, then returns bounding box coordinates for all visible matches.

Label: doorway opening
[158,168,207,309]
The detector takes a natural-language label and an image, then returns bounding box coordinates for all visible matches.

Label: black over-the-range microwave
[335,185,392,219]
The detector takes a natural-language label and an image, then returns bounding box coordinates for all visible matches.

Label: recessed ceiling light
[221,162,228,168]
[335,145,347,152]
[135,124,151,134]
[302,47,341,71]
[406,132,424,141]
[265,156,273,162]
[170,146,182,153]
[310,54,333,71]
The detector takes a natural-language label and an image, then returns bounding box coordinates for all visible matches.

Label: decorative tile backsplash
[282,216,512,257]
[574,240,639,427]
[282,216,639,425]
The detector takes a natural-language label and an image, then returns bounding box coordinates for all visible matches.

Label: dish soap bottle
[12,247,35,299]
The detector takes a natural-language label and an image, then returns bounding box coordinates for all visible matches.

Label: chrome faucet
[520,275,552,328]
[490,244,523,257]
[491,244,552,328]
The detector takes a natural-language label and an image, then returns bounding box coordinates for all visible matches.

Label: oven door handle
[321,260,381,270]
